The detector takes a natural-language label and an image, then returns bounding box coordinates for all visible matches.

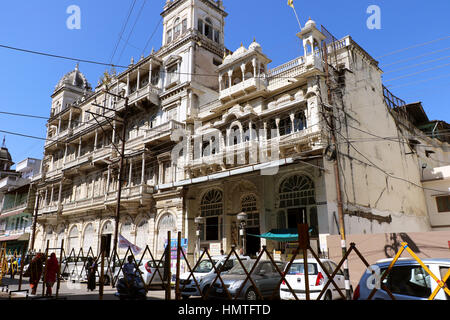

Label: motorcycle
[115,273,147,300]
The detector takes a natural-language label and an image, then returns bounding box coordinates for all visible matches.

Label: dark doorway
[101,234,112,258]
[245,227,261,258]
[287,207,306,228]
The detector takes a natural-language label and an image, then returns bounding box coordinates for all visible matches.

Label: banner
[118,234,142,255]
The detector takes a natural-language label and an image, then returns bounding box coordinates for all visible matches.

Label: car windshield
[228,260,256,275]
[194,259,219,273]
[287,263,318,275]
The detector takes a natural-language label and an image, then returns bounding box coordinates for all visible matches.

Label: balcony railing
[219,77,267,102]
[128,82,161,106]
[145,120,184,141]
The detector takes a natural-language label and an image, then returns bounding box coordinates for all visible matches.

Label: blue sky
[0,0,449,164]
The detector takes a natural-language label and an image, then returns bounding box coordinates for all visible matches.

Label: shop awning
[248,229,299,242]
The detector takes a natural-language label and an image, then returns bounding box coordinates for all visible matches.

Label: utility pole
[112,96,128,255]
[30,190,40,251]
[93,90,129,255]
[322,42,352,300]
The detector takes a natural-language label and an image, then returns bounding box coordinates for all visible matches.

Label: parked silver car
[353,258,450,300]
[208,259,286,300]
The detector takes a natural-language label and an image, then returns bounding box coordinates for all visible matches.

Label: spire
[1,136,5,148]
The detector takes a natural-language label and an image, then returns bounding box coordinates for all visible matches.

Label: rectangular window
[214,29,220,43]
[182,19,187,33]
[197,19,204,33]
[436,196,450,213]
[166,29,172,44]
[205,24,213,40]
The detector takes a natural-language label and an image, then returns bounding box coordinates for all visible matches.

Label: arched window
[241,194,259,228]
[200,189,223,241]
[279,175,315,208]
[83,224,95,253]
[293,111,307,132]
[278,175,318,233]
[173,18,181,39]
[157,214,176,253]
[279,115,292,136]
[136,219,149,249]
[68,226,79,254]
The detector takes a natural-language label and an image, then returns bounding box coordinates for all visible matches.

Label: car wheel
[245,288,258,301]
[324,291,332,300]
[202,286,210,299]
[182,295,189,300]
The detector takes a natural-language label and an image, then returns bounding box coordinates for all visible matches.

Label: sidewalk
[0,277,166,300]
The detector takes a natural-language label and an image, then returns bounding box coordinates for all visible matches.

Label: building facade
[32,0,449,261]
[0,157,41,252]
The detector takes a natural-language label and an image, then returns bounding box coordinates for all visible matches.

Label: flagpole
[292,6,302,31]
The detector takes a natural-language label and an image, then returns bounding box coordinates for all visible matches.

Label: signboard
[164,238,188,283]
[209,243,222,256]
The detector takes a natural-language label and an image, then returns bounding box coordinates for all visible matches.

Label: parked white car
[280,258,346,300]
[180,255,250,299]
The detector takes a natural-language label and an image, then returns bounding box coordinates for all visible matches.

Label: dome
[305,18,316,29]
[249,39,262,52]
[54,64,92,92]
[232,43,248,57]
[0,147,12,163]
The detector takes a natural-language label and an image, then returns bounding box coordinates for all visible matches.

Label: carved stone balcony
[219,77,267,102]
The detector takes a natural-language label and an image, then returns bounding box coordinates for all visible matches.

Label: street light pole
[237,212,248,255]
[194,216,204,262]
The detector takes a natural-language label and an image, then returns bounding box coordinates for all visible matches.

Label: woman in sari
[86,257,97,291]
[45,253,59,297]
[28,253,45,295]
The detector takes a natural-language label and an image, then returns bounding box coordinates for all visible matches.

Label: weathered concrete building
[32,0,449,261]
[0,156,41,252]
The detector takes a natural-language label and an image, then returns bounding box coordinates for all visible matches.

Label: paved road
[0,277,168,300]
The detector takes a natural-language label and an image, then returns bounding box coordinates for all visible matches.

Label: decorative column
[141,153,146,185]
[94,129,98,151]
[275,118,280,137]
[137,68,141,91]
[106,166,111,195]
[126,73,130,96]
[78,138,82,157]
[240,64,246,82]
[227,70,233,87]
[290,113,295,133]
[252,58,257,78]
[149,62,153,85]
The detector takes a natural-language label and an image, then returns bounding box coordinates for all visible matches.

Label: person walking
[26,253,45,295]
[45,253,59,297]
[86,257,97,292]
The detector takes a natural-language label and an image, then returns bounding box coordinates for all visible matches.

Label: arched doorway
[136,218,150,250]
[156,213,176,255]
[278,175,318,236]
[68,226,79,255]
[101,221,114,257]
[82,224,95,254]
[241,194,260,258]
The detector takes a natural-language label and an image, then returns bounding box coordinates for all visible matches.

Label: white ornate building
[32,0,449,261]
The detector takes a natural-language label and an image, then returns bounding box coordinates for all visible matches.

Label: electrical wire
[116,0,148,65]
[376,35,450,59]
[0,44,127,68]
[381,46,450,68]
[109,0,138,65]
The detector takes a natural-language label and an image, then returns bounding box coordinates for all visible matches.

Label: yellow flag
[288,0,294,8]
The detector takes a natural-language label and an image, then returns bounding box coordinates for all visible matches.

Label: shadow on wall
[326,231,450,288]
[384,233,421,258]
